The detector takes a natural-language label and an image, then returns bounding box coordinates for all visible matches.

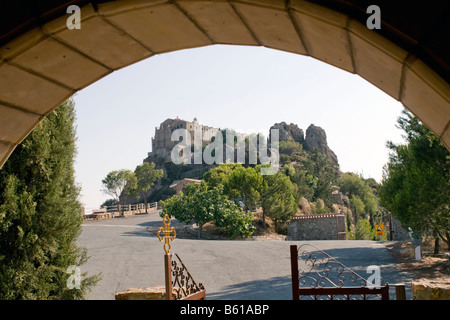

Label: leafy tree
[303,149,338,206]
[161,182,253,239]
[280,154,290,164]
[134,162,163,213]
[280,145,339,207]
[101,169,134,214]
[379,110,450,251]
[314,198,329,214]
[279,140,303,157]
[204,163,265,211]
[100,198,118,208]
[282,163,314,201]
[363,192,378,220]
[223,165,264,212]
[203,163,242,188]
[338,172,379,226]
[0,99,100,299]
[345,210,354,239]
[338,173,367,198]
[350,195,365,220]
[355,219,375,240]
[261,172,298,230]
[164,162,189,181]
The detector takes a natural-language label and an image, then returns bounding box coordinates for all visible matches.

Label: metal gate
[290,244,405,300]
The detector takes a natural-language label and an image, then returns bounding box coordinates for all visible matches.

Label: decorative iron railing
[171,253,206,300]
[158,214,206,300]
[291,244,391,300]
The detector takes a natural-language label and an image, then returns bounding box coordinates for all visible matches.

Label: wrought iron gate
[168,253,206,300]
[290,244,405,300]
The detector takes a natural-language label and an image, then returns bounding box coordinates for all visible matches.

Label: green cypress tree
[0,99,101,299]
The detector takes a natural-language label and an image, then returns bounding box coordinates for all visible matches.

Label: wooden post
[388,213,393,241]
[165,254,173,300]
[395,284,406,300]
[290,245,299,300]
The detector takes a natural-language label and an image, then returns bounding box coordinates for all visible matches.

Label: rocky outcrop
[269,122,339,167]
[145,118,339,169]
[304,124,339,167]
[269,122,304,143]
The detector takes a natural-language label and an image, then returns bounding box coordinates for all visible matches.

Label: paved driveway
[78,213,414,300]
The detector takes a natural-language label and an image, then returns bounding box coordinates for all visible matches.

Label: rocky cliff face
[269,122,304,144]
[146,118,339,169]
[270,122,339,167]
[304,124,339,167]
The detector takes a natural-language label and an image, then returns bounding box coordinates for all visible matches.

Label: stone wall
[287,214,346,240]
[115,286,168,300]
[83,202,158,220]
[412,279,450,300]
[390,215,409,241]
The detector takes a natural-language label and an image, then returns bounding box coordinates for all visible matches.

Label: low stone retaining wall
[115,286,168,300]
[412,279,450,300]
[83,202,158,220]
[84,208,159,221]
[84,213,112,221]
[287,214,346,240]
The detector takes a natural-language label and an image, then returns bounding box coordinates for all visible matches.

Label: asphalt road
[78,212,414,300]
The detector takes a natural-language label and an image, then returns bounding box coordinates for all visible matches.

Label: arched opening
[72,44,405,208]
[1,0,448,300]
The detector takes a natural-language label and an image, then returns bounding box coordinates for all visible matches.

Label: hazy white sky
[73,45,405,209]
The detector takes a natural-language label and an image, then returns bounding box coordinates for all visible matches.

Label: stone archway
[0,0,449,168]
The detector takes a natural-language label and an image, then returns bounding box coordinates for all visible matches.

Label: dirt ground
[385,240,450,281]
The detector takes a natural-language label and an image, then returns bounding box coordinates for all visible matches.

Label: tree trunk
[144,198,148,214]
[437,230,450,251]
[198,222,203,239]
[261,210,266,229]
[445,232,450,251]
[434,237,440,255]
